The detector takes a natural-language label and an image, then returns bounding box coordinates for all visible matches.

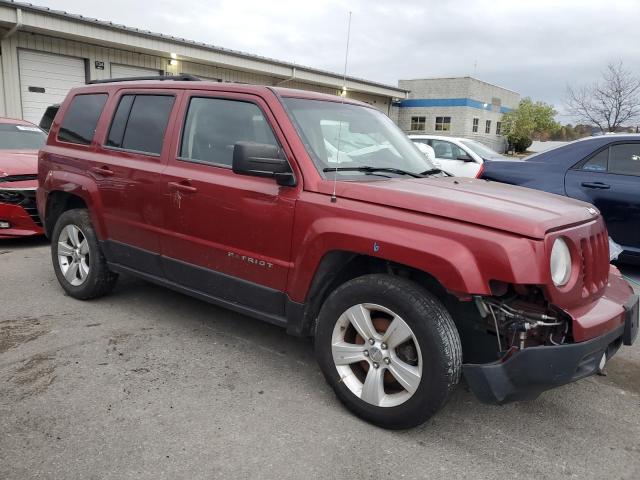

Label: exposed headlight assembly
[550,237,572,287]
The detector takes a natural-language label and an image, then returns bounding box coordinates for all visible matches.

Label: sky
[31,0,640,121]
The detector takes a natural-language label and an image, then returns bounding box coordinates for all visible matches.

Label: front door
[565,142,640,254]
[160,92,298,316]
[429,139,480,177]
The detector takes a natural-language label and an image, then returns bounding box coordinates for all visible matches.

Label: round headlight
[550,237,572,287]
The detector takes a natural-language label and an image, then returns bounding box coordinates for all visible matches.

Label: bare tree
[566,61,640,133]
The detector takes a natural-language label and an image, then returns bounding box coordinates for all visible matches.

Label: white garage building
[0,1,407,125]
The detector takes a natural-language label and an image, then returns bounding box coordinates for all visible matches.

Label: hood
[326,177,597,239]
[0,149,38,177]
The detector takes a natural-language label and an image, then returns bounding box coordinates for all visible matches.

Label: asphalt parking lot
[1,238,639,480]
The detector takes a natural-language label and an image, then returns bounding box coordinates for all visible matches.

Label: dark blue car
[481,135,640,264]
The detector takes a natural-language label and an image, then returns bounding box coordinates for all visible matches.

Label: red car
[37,79,638,429]
[0,118,46,239]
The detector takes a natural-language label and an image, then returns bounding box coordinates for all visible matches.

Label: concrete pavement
[1,238,639,480]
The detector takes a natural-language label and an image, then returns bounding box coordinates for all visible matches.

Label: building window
[472,117,479,133]
[435,116,451,131]
[410,116,426,131]
[496,122,502,135]
[485,120,491,134]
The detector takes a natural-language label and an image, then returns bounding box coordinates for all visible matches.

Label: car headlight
[550,237,572,287]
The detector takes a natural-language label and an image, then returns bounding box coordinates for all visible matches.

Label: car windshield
[0,123,46,150]
[460,139,503,158]
[282,97,434,178]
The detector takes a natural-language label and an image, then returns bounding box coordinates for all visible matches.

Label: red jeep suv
[37,78,638,429]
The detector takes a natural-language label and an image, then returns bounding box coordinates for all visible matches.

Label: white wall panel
[18,49,85,124]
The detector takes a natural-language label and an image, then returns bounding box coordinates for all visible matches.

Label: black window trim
[571,140,640,177]
[56,92,109,148]
[102,92,177,158]
[175,94,288,171]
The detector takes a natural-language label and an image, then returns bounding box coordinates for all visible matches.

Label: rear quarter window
[57,94,108,145]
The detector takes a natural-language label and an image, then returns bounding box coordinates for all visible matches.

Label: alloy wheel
[57,224,91,286]
[331,303,423,408]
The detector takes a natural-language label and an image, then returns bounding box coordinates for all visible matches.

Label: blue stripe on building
[393,98,512,114]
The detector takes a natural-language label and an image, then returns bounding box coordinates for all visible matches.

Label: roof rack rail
[88,74,202,84]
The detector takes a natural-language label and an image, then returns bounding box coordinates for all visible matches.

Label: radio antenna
[331,10,352,203]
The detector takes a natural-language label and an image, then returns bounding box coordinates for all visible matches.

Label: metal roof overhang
[0,1,407,99]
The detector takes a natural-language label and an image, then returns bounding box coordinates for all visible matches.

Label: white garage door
[18,50,86,124]
[110,64,160,79]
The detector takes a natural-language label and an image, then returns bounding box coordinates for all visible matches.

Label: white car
[413,142,436,163]
[409,135,507,177]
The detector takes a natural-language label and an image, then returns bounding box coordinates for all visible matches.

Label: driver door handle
[581,181,610,190]
[168,181,198,193]
[90,165,115,177]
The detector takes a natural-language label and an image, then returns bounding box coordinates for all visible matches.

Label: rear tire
[51,209,118,299]
[315,274,461,429]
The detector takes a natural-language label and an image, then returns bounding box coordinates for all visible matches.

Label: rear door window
[179,97,279,167]
[107,94,175,155]
[58,94,108,145]
[608,143,640,176]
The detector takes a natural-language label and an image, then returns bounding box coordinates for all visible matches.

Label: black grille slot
[579,230,609,297]
[0,174,38,183]
[0,188,42,226]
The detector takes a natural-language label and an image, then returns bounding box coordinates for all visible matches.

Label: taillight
[475,163,485,178]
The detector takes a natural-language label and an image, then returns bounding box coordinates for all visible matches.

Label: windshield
[460,139,503,158]
[0,123,46,150]
[282,98,434,177]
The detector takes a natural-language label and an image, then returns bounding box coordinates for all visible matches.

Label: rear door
[565,142,640,252]
[159,91,298,316]
[92,90,180,274]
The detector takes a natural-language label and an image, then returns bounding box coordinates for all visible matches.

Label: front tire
[51,209,118,300]
[315,274,462,429]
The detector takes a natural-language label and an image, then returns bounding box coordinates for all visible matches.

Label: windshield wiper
[322,166,424,178]
[420,168,451,176]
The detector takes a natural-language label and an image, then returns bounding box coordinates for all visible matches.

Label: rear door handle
[581,181,610,189]
[90,166,115,177]
[168,181,198,193]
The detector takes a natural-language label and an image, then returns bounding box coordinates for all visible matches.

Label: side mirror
[232,142,295,186]
[457,154,474,162]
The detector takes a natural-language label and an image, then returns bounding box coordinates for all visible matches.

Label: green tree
[501,98,559,153]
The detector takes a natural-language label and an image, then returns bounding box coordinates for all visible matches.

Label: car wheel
[315,274,462,429]
[51,209,118,300]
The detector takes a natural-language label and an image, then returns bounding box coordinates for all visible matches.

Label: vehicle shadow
[0,236,49,251]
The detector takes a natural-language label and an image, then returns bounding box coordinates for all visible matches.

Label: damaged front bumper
[464,293,638,405]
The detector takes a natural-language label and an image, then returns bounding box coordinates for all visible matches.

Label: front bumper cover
[464,294,638,405]
[0,202,44,238]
